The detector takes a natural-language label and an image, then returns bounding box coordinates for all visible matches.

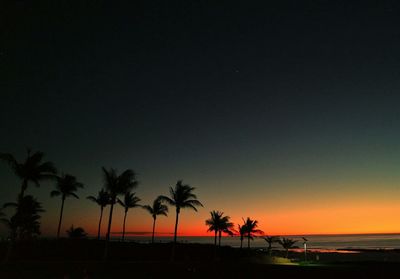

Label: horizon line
[105,232,400,237]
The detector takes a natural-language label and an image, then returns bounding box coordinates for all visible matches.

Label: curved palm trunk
[151,217,156,244]
[247,233,251,249]
[106,200,115,241]
[171,208,180,262]
[57,196,65,239]
[218,230,222,247]
[103,199,115,260]
[121,209,128,241]
[173,208,180,243]
[97,207,104,240]
[214,231,217,246]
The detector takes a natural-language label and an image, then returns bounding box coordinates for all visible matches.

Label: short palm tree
[3,195,44,241]
[159,180,203,243]
[143,197,168,243]
[66,225,88,239]
[278,237,297,258]
[0,216,18,241]
[117,191,141,241]
[0,149,57,198]
[102,168,138,241]
[205,210,223,246]
[242,217,264,249]
[264,235,280,256]
[0,214,18,263]
[87,189,110,240]
[51,174,84,238]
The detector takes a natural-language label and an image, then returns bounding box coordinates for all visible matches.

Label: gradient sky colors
[2,1,400,237]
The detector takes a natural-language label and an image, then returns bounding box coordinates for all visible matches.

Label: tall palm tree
[117,191,141,241]
[0,149,57,198]
[87,189,110,240]
[50,174,84,238]
[242,217,263,249]
[278,237,297,258]
[143,197,168,243]
[102,167,138,241]
[205,210,223,246]
[159,180,203,243]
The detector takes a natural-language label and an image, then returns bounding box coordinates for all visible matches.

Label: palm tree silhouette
[3,195,44,241]
[242,217,263,249]
[237,224,246,250]
[218,215,234,247]
[0,213,18,263]
[278,237,297,258]
[0,216,18,241]
[117,191,141,241]
[206,211,235,247]
[66,225,88,239]
[143,197,168,243]
[102,168,138,242]
[0,149,57,198]
[50,174,84,238]
[205,210,223,246]
[102,168,137,260]
[159,180,203,243]
[87,189,110,240]
[264,236,280,256]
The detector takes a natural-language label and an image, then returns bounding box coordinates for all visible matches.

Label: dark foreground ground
[3,261,400,279]
[1,240,400,278]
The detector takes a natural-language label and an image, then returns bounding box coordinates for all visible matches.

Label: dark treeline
[0,149,298,262]
[0,149,204,260]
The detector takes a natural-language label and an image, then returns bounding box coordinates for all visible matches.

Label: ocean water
[122,234,400,250]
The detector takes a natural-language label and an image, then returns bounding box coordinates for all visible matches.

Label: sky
[2,1,400,238]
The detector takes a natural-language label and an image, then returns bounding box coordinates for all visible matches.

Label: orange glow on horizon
[68,199,400,238]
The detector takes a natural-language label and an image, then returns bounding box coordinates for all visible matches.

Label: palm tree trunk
[57,196,65,239]
[151,217,156,244]
[17,181,27,240]
[213,231,218,260]
[218,230,222,247]
[19,180,27,199]
[106,201,115,241]
[173,208,180,243]
[269,244,272,256]
[286,249,289,258]
[103,201,115,260]
[122,210,127,241]
[247,233,250,249]
[240,237,243,249]
[171,208,180,262]
[97,207,104,240]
